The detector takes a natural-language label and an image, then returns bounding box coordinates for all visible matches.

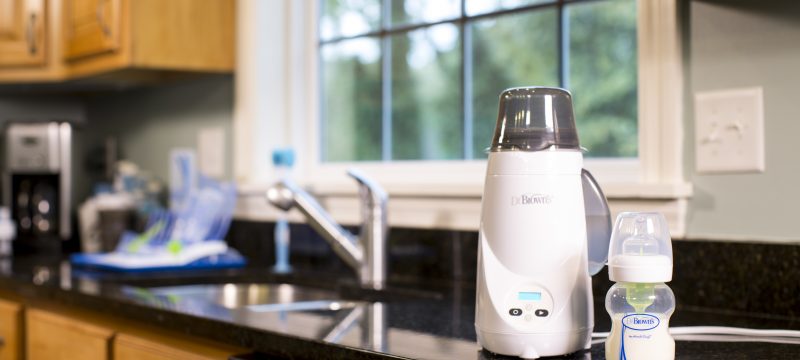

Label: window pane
[470,10,559,158]
[568,0,637,158]
[390,0,461,26]
[466,0,555,16]
[391,24,462,160]
[321,38,383,161]
[320,0,382,41]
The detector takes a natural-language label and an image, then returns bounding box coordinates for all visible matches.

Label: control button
[525,304,534,311]
[524,314,533,322]
[509,308,522,316]
[535,309,549,317]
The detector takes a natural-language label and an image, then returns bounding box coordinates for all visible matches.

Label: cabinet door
[62,0,121,60]
[115,333,237,360]
[0,299,22,360]
[26,308,113,360]
[0,0,46,67]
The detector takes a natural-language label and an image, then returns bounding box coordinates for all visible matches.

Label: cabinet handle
[96,0,111,36]
[26,13,37,55]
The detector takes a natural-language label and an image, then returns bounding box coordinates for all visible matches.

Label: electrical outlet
[695,87,765,173]
[197,127,225,178]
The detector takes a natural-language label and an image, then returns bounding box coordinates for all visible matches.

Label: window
[318,0,637,163]
[235,0,688,234]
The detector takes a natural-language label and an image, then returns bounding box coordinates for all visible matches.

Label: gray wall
[0,76,233,213]
[685,0,800,241]
[81,75,234,184]
[0,96,85,124]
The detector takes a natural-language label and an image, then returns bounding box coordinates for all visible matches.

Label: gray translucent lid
[490,87,580,152]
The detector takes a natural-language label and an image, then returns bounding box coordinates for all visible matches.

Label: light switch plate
[695,87,765,173]
[197,126,225,178]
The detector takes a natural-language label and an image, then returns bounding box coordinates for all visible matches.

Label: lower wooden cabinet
[0,299,22,360]
[115,333,238,360]
[26,308,114,360]
[4,301,242,360]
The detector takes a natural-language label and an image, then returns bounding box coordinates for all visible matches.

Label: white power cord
[591,327,800,345]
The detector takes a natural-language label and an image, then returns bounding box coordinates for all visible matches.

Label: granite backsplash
[225,220,800,320]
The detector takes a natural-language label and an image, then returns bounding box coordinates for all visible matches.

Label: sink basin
[137,283,364,312]
[119,281,474,357]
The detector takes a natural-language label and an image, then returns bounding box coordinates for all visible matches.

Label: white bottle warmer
[475,87,612,359]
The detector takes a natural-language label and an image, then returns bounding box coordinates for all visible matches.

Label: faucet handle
[346,169,388,206]
[266,180,296,211]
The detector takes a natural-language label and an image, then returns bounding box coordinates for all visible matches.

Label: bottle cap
[489,87,581,152]
[272,148,295,167]
[607,212,673,283]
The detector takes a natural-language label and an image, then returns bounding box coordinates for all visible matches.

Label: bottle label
[622,314,660,331]
[608,313,674,360]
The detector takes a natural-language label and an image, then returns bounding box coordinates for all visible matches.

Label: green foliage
[321,40,383,161]
[568,0,638,158]
[470,9,559,157]
[319,0,637,162]
[391,24,463,160]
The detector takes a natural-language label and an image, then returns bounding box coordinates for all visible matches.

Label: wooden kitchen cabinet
[26,308,114,360]
[62,0,122,61]
[0,0,233,83]
[63,0,235,79]
[0,299,22,360]
[0,0,67,82]
[22,304,243,360]
[115,333,241,360]
[0,0,47,67]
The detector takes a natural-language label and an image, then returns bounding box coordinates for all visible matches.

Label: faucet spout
[266,170,388,289]
[266,180,363,271]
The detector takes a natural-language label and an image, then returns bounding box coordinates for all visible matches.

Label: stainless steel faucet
[320,302,386,352]
[266,169,388,290]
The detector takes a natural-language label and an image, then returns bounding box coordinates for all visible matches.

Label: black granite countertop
[1,255,799,359]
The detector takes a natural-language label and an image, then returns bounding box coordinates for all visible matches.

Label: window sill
[235,180,692,237]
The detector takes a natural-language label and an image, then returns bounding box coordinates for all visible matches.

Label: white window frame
[233,0,692,237]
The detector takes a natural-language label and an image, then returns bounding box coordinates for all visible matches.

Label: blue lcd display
[518,292,542,301]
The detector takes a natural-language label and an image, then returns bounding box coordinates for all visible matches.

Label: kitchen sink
[133,282,365,312]
[142,283,357,311]
[121,282,387,351]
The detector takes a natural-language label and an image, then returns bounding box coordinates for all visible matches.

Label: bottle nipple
[622,216,660,256]
[621,217,658,312]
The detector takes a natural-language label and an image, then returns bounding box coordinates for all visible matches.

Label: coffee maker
[3,122,72,254]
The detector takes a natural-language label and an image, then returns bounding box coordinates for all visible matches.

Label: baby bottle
[605,212,675,360]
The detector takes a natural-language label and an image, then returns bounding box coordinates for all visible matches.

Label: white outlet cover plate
[694,87,765,174]
[198,126,226,178]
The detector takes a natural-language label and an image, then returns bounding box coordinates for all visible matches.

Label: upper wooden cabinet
[62,0,121,61]
[0,0,47,67]
[0,0,234,83]
[63,0,234,78]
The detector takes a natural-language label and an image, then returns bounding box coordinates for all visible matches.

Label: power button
[509,308,522,316]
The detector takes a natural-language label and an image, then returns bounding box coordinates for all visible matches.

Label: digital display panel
[518,292,542,301]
